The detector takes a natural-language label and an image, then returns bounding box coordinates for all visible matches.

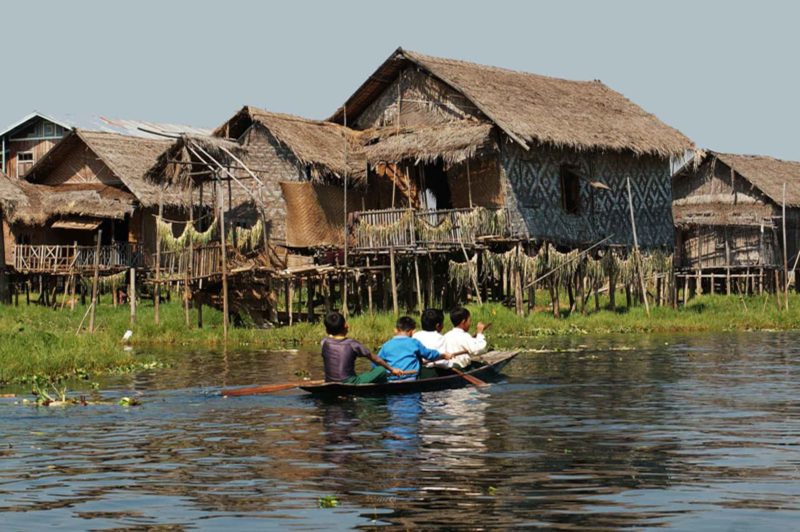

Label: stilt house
[5,129,177,274]
[330,48,693,254]
[672,150,800,278]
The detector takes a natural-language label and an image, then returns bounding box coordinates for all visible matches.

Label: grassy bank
[2,293,800,384]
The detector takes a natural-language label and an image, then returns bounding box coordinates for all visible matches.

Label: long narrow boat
[298,350,519,397]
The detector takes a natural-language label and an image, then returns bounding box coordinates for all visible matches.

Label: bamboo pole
[783,183,789,310]
[154,190,163,326]
[389,246,399,316]
[626,177,649,316]
[129,267,136,324]
[217,179,229,340]
[342,105,349,317]
[413,254,423,311]
[366,257,374,314]
[89,230,102,334]
[184,188,193,327]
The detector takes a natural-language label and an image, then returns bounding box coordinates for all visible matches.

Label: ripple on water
[0,331,799,528]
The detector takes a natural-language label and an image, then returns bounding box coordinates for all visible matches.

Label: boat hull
[299,351,518,397]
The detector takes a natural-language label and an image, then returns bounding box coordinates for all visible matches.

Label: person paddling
[377,316,452,381]
[321,311,408,383]
[443,307,488,368]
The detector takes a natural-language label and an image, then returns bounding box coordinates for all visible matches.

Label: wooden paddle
[450,367,488,387]
[223,380,326,397]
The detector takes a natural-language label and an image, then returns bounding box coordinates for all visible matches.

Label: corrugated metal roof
[0,111,212,140]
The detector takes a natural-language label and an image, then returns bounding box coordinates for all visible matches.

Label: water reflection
[0,332,798,528]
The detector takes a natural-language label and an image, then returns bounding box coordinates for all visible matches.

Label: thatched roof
[6,182,135,225]
[710,151,800,208]
[26,129,174,207]
[0,172,29,213]
[146,135,248,188]
[216,106,364,180]
[331,47,692,157]
[359,120,495,166]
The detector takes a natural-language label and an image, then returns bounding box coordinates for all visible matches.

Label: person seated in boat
[321,311,408,384]
[413,308,454,371]
[377,316,452,381]
[443,307,488,369]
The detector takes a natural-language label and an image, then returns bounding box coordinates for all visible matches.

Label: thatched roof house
[216,106,363,182]
[4,129,176,261]
[332,48,690,158]
[147,106,369,252]
[672,150,800,270]
[329,47,693,250]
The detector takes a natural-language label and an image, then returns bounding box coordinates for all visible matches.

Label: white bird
[122,330,133,342]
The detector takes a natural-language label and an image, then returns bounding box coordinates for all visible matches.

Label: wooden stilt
[413,254,423,312]
[217,179,229,340]
[155,190,164,326]
[89,230,102,334]
[130,268,136,324]
[390,246,399,316]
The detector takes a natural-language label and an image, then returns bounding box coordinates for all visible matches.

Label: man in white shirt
[413,308,454,373]
[443,307,488,368]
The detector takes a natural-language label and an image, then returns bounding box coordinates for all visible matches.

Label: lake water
[1,332,799,529]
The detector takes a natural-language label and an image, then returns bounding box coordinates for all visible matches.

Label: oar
[450,367,488,388]
[222,380,325,397]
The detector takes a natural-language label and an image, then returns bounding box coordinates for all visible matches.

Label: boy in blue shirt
[377,316,453,381]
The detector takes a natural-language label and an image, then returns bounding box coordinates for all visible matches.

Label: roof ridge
[402,48,605,87]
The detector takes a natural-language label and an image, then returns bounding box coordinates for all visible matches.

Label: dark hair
[395,316,416,332]
[324,311,347,335]
[450,307,470,327]
[420,308,444,332]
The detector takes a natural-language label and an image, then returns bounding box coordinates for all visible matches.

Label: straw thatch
[331,47,693,157]
[711,151,800,208]
[0,172,29,213]
[360,120,495,166]
[26,129,174,207]
[6,182,135,225]
[217,106,364,181]
[146,134,248,188]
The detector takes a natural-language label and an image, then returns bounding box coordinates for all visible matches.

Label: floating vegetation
[318,495,339,509]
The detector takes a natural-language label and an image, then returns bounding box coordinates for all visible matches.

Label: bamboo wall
[501,143,674,249]
[354,67,482,129]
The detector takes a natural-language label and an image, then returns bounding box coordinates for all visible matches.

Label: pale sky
[2,0,798,160]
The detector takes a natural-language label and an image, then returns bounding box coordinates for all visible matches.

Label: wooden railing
[157,244,223,281]
[13,243,145,273]
[350,207,512,250]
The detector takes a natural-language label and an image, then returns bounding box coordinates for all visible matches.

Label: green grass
[1,291,799,384]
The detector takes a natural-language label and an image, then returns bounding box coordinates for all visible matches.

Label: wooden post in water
[89,230,102,333]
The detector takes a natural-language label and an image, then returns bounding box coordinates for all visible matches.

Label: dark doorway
[418,160,452,210]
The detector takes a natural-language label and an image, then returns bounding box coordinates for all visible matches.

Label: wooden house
[4,129,177,274]
[0,112,71,179]
[672,150,800,286]
[330,48,694,253]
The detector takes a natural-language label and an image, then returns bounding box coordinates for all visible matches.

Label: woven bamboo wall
[501,143,674,249]
[354,67,481,130]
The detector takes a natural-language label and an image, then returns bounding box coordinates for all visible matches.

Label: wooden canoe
[298,350,519,397]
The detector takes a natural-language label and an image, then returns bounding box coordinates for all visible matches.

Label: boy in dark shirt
[321,311,407,384]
